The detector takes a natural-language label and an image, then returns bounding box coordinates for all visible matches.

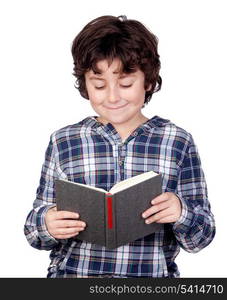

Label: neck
[97,114,149,141]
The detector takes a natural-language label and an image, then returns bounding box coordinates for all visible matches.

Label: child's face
[85,58,150,126]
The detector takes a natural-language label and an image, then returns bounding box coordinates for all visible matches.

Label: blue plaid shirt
[24,115,215,277]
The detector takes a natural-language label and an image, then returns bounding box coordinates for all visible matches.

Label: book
[55,170,163,249]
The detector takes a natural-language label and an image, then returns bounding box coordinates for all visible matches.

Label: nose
[107,86,121,103]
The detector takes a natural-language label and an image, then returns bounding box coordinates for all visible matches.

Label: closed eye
[94,84,132,89]
[120,84,132,88]
[95,86,105,90]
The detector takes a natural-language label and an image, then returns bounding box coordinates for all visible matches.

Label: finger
[54,226,85,236]
[145,208,171,224]
[151,192,170,205]
[142,201,169,218]
[54,211,80,220]
[54,219,86,228]
[156,215,177,223]
[55,232,79,239]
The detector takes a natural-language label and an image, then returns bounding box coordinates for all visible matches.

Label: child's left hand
[142,192,182,224]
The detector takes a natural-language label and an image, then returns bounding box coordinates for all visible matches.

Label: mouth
[104,104,128,110]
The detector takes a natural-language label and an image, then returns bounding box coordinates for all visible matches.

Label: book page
[59,179,107,193]
[109,170,158,194]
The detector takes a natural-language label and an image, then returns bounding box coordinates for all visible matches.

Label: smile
[104,104,128,110]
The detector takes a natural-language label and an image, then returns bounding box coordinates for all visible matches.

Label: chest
[56,134,180,192]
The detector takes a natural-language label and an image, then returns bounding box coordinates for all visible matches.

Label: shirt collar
[83,115,170,128]
[80,115,170,143]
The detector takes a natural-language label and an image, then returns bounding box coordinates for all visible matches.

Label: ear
[146,83,152,92]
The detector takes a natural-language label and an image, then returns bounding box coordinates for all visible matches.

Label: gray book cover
[55,173,163,249]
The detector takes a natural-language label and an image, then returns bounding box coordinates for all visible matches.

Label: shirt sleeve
[24,134,60,250]
[172,134,215,253]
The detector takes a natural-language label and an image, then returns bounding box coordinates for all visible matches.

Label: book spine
[105,193,116,249]
[106,193,113,229]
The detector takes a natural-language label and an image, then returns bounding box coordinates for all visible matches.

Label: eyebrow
[89,74,136,81]
[89,77,105,81]
[119,74,136,79]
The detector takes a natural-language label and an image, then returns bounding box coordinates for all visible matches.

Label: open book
[55,170,163,249]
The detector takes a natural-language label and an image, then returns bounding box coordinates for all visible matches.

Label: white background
[0,0,226,277]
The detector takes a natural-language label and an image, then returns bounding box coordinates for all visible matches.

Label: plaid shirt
[24,115,215,277]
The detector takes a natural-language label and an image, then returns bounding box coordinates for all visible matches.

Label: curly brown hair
[71,15,162,105]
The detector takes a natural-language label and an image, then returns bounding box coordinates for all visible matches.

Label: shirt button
[132,132,138,137]
[119,161,123,166]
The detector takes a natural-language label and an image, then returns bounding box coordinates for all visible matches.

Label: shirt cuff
[36,204,58,244]
[173,194,195,238]
[172,194,195,233]
[173,194,188,225]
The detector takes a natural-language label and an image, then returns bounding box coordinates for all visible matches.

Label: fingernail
[145,219,150,224]
[142,213,146,218]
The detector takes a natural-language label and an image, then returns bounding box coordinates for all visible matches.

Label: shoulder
[148,116,199,166]
[146,116,196,158]
[149,115,194,145]
[49,116,96,144]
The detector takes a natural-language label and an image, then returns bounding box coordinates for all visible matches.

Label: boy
[24,15,215,278]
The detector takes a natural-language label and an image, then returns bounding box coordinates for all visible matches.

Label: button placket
[117,142,126,180]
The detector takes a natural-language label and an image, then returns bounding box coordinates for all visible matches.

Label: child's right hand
[45,206,86,239]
